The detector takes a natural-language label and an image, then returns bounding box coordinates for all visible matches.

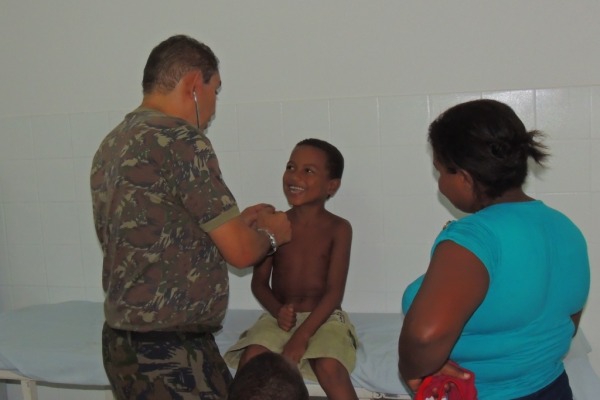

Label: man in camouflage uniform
[91,35,291,400]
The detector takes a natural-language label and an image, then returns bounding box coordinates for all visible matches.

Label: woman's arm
[398,240,489,383]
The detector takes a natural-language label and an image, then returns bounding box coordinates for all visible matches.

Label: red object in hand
[415,367,477,400]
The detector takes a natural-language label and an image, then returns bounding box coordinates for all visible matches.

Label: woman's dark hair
[142,34,219,94]
[296,138,344,180]
[428,99,548,199]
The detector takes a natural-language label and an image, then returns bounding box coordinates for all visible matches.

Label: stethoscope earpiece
[193,90,200,129]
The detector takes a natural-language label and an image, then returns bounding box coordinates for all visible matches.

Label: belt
[110,326,214,342]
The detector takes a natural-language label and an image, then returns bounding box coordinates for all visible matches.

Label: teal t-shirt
[402,200,589,400]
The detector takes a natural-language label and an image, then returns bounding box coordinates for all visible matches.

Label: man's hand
[257,209,292,247]
[241,203,275,228]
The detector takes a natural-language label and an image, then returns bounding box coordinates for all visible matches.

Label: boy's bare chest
[289,222,332,249]
[275,225,334,270]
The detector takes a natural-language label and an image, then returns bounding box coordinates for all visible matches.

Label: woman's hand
[439,360,471,380]
[408,360,472,393]
[406,377,423,393]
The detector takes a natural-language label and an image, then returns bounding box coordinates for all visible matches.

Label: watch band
[257,228,277,256]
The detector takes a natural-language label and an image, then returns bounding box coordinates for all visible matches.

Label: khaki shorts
[224,310,358,382]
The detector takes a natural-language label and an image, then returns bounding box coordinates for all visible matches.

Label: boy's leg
[102,323,232,400]
[310,358,358,400]
[224,312,291,371]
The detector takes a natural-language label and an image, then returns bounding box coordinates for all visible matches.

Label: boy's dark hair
[428,99,548,199]
[296,138,344,179]
[142,34,219,94]
[228,352,309,400]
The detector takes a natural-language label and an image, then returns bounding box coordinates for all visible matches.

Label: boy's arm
[251,256,282,317]
[283,219,353,361]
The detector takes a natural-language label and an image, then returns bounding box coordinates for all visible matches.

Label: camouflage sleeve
[201,206,240,232]
[168,127,239,230]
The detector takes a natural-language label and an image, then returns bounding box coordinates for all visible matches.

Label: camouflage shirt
[91,107,239,332]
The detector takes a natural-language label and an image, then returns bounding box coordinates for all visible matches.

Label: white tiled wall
[0,111,116,311]
[0,85,598,314]
[1,86,599,398]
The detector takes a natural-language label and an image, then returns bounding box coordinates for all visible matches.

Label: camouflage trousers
[102,323,232,400]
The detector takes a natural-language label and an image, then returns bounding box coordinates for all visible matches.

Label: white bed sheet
[0,301,107,386]
[0,301,598,399]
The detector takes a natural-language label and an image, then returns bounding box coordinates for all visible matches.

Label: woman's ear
[458,168,474,190]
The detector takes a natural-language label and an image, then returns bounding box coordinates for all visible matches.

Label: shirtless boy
[224,138,358,400]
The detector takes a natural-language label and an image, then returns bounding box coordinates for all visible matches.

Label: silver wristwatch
[257,228,277,256]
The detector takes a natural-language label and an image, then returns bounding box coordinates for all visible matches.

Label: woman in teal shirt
[399,99,590,399]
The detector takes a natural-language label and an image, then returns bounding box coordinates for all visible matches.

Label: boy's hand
[277,304,296,331]
[282,334,308,364]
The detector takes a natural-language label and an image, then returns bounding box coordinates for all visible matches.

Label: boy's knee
[311,358,346,378]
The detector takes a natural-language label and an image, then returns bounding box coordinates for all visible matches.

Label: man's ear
[327,179,341,198]
[180,70,203,98]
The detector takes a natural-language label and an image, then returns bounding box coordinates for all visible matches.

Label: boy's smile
[287,185,305,194]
